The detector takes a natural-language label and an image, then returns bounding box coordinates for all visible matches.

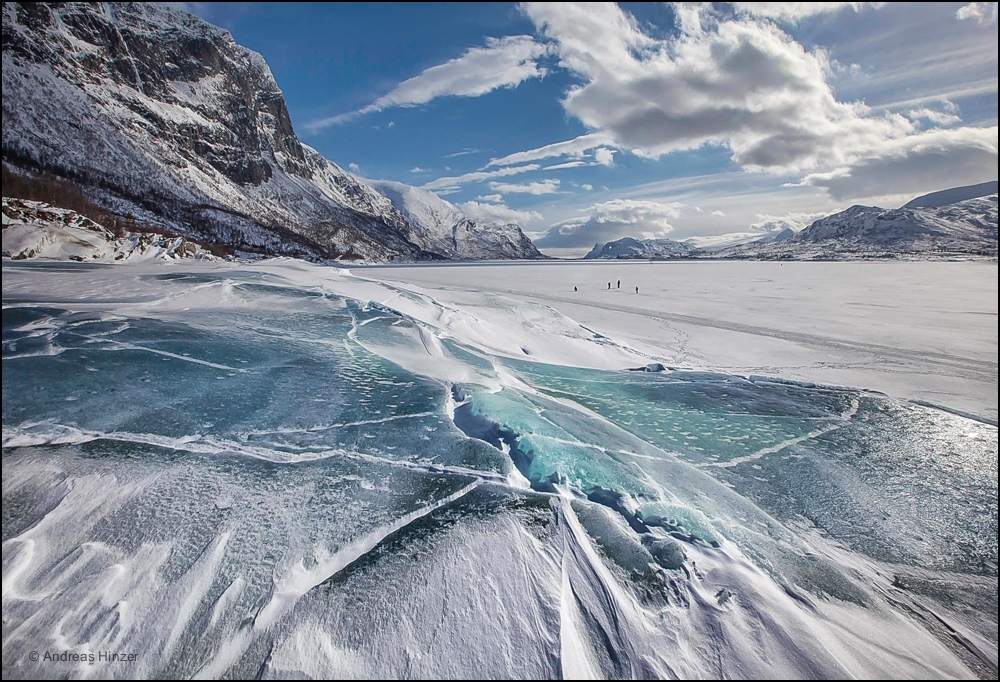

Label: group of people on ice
[574,279,639,294]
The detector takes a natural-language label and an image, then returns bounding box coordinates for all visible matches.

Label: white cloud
[306,36,548,130]
[522,2,915,173]
[581,183,594,191]
[445,148,482,158]
[956,2,998,23]
[800,125,998,200]
[490,179,560,195]
[458,201,543,225]
[731,3,883,23]
[410,166,429,173]
[487,133,610,167]
[535,199,682,248]
[387,121,395,128]
[476,193,504,203]
[905,106,962,127]
[420,163,541,192]
[748,211,826,232]
[544,161,590,170]
[593,147,616,166]
[348,162,361,174]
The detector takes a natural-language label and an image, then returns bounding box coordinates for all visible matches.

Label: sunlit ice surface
[3,259,996,679]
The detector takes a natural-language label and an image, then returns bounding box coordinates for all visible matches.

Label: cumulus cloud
[799,126,998,200]
[749,211,826,232]
[476,193,504,203]
[306,36,547,130]
[410,166,429,173]
[522,2,917,174]
[904,100,962,127]
[458,201,543,225]
[593,147,616,166]
[490,179,560,195]
[348,162,361,174]
[956,2,998,23]
[730,3,883,23]
[535,199,682,248]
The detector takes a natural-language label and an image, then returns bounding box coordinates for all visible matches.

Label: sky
[170,2,998,256]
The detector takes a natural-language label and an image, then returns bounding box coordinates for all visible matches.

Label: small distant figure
[635,286,639,294]
[573,285,578,292]
[608,282,611,290]
[617,280,621,289]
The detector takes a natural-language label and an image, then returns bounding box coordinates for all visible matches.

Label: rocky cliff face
[1,2,539,261]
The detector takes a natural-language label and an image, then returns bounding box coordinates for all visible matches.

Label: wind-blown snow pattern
[3,257,996,679]
[0,3,537,262]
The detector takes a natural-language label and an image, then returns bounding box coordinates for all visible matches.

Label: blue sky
[172,2,998,256]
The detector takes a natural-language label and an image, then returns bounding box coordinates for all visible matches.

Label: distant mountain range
[586,183,997,261]
[1,2,541,262]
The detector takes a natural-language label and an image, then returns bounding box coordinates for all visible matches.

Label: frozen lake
[2,258,997,679]
[363,260,999,423]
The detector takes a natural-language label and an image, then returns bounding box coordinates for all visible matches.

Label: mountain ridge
[903,181,998,209]
[1,2,540,262]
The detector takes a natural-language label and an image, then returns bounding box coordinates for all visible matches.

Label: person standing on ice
[574,286,578,292]
[635,285,639,294]
[608,282,611,290]
[617,280,621,289]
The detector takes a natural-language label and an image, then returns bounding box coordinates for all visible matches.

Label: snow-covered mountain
[681,226,796,252]
[584,237,696,260]
[719,192,998,259]
[903,181,998,209]
[752,227,796,244]
[366,179,542,260]
[1,2,538,262]
[2,197,216,261]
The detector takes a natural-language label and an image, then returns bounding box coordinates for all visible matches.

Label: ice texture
[3,259,996,679]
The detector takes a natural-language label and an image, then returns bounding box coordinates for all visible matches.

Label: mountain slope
[903,181,998,209]
[1,2,536,262]
[585,237,696,259]
[367,179,542,260]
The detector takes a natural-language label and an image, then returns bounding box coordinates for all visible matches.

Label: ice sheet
[363,260,998,423]
[3,258,996,679]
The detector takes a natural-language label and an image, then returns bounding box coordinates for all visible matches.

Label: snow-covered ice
[364,260,998,423]
[2,257,997,679]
